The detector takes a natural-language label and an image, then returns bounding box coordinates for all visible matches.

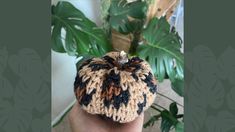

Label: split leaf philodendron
[137,17,183,82]
[108,0,147,34]
[51,1,112,57]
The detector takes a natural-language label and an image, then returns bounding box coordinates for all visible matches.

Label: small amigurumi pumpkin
[74,51,157,123]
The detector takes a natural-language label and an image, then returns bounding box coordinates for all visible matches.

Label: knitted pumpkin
[74,51,157,123]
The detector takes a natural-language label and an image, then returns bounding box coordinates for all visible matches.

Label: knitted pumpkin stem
[117,51,128,65]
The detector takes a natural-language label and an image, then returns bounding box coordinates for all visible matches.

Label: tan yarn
[74,51,157,123]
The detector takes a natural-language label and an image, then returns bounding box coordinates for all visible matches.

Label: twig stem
[156,92,184,107]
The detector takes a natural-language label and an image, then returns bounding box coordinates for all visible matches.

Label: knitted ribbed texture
[74,52,157,123]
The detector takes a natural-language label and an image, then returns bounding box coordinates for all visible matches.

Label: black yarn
[103,55,115,66]
[79,89,97,106]
[142,72,157,94]
[88,63,111,71]
[131,73,139,81]
[74,74,90,91]
[137,94,147,115]
[113,89,130,110]
[78,58,93,70]
[101,69,130,109]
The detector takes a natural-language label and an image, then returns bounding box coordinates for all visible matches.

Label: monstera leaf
[51,1,112,57]
[175,122,184,132]
[171,78,184,97]
[160,102,182,132]
[144,103,183,131]
[137,17,184,82]
[109,0,147,34]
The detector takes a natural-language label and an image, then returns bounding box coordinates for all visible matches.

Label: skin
[69,102,144,132]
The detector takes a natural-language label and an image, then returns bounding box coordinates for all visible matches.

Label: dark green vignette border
[185,0,235,132]
[0,0,51,132]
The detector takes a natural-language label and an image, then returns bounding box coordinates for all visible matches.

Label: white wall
[51,0,102,122]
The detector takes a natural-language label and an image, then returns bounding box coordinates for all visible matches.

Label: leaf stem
[129,32,141,55]
[176,114,184,118]
[156,92,184,107]
[151,105,162,112]
[152,103,167,111]
[143,114,161,128]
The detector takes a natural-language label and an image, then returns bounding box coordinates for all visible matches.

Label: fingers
[69,101,144,132]
[110,113,144,132]
[69,101,109,132]
[68,102,83,132]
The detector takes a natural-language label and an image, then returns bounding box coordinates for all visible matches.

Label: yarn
[74,51,157,123]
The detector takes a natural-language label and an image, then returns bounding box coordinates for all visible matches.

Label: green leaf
[175,122,184,132]
[143,114,161,128]
[51,1,112,57]
[109,0,147,34]
[160,110,178,132]
[51,22,65,53]
[137,17,184,82]
[160,103,182,132]
[171,78,184,97]
[145,104,183,131]
[100,0,112,35]
[169,102,178,117]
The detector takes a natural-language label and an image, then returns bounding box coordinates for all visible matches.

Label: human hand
[69,102,144,132]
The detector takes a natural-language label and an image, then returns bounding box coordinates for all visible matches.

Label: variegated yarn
[74,51,157,123]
